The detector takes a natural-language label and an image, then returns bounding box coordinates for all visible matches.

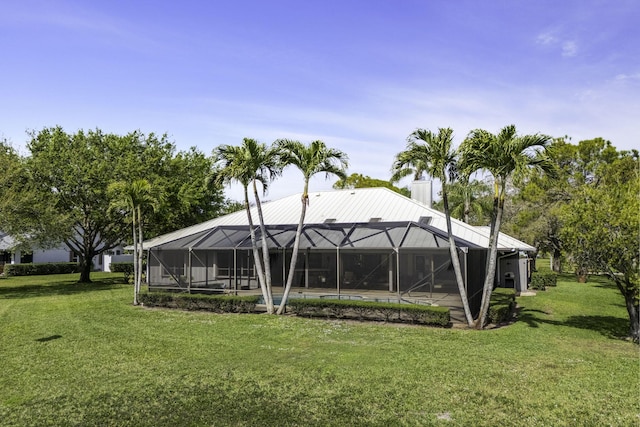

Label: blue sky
[1,0,638,201]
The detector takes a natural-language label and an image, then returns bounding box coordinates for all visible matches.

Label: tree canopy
[5,127,225,282]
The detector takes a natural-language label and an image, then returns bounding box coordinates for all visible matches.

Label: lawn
[0,272,638,426]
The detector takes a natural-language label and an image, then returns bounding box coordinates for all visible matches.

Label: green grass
[0,272,638,426]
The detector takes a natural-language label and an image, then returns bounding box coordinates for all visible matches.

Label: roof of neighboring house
[142,187,536,252]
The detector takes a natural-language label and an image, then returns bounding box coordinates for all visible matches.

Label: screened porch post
[430,254,435,298]
[395,248,401,302]
[204,251,209,287]
[463,248,468,293]
[396,248,401,297]
[188,248,192,294]
[336,247,340,296]
[304,249,309,289]
[282,248,286,290]
[233,249,237,295]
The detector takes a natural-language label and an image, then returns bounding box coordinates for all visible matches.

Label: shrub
[110,262,135,282]
[139,291,260,313]
[488,288,516,324]
[286,298,450,327]
[530,272,558,290]
[4,262,80,277]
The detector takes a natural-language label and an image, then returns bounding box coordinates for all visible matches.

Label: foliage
[432,178,492,225]
[460,124,553,328]
[505,137,623,273]
[487,288,516,323]
[139,291,260,313]
[4,128,224,283]
[0,273,637,426]
[559,150,639,341]
[393,127,474,327]
[333,173,409,196]
[286,298,451,326]
[110,262,135,282]
[213,138,281,313]
[108,179,157,305]
[3,262,80,276]
[274,139,348,315]
[529,273,558,291]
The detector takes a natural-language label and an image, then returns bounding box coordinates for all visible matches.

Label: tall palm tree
[460,125,554,328]
[390,149,429,183]
[213,138,280,313]
[393,128,474,327]
[445,177,492,225]
[274,139,348,315]
[108,179,156,305]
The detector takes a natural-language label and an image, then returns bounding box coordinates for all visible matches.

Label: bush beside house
[3,262,80,277]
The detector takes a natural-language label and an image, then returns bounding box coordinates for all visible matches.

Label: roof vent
[369,217,382,223]
[324,218,336,224]
[418,216,432,225]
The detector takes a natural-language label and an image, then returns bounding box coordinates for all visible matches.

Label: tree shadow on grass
[0,277,125,299]
[518,307,629,340]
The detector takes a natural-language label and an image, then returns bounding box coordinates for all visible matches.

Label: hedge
[139,291,260,313]
[4,262,80,277]
[529,272,558,291]
[286,298,450,327]
[110,262,135,282]
[488,288,516,324]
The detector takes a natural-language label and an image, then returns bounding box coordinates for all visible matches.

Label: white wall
[104,254,134,272]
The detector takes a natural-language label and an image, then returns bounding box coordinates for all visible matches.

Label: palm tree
[460,125,554,328]
[392,128,474,327]
[274,139,348,315]
[108,179,156,305]
[445,177,492,225]
[213,138,280,313]
[390,149,429,183]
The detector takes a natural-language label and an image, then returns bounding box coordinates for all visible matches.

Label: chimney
[411,180,432,208]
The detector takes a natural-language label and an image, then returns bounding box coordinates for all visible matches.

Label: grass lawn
[0,272,638,426]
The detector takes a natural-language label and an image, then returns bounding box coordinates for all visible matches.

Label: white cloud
[536,31,557,45]
[614,73,640,82]
[562,41,578,57]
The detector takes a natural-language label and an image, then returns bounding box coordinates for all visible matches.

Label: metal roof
[142,187,535,251]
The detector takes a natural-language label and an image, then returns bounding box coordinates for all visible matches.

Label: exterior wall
[498,253,529,291]
[32,247,71,263]
[104,254,134,272]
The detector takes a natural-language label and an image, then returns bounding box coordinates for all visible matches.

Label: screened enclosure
[147,221,486,312]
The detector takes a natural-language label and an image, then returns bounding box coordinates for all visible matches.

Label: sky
[1,0,638,202]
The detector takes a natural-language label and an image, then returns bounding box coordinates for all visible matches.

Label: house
[0,231,130,272]
[141,185,534,318]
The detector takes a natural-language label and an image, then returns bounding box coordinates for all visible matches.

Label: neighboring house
[141,185,534,318]
[0,231,130,272]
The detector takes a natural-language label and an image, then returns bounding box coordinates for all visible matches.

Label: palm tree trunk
[463,188,471,224]
[276,182,309,315]
[132,208,138,305]
[137,205,144,301]
[475,181,505,329]
[442,188,474,326]
[253,180,274,313]
[244,185,271,313]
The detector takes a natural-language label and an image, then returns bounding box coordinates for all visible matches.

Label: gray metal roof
[142,187,535,251]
